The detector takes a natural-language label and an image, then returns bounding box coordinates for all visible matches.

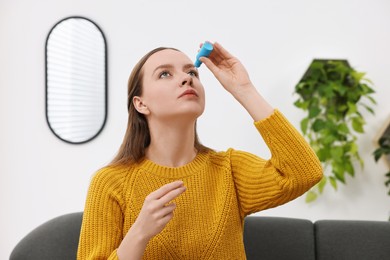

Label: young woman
[77,42,323,259]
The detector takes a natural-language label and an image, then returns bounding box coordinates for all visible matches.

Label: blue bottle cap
[194,42,213,68]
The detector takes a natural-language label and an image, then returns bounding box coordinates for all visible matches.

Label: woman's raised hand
[199,42,253,95]
[133,180,186,241]
[199,42,274,121]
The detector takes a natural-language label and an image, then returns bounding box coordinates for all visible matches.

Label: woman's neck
[146,119,197,167]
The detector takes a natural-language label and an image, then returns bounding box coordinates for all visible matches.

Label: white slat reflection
[46,17,106,143]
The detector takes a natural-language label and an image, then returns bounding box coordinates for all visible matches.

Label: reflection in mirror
[46,17,107,144]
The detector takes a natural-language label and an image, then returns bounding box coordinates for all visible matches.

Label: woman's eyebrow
[152,63,197,75]
[183,64,196,70]
[152,64,173,75]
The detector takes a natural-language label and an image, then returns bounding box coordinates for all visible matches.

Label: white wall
[1,0,390,258]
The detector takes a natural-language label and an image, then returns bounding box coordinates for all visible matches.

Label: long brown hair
[109,47,210,166]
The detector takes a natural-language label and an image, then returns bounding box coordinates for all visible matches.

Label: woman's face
[135,49,205,122]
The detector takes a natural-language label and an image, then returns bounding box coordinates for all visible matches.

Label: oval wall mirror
[46,16,107,144]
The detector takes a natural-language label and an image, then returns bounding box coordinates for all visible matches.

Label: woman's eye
[188,70,198,77]
[159,71,171,78]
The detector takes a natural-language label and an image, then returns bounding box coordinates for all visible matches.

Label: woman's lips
[179,89,198,98]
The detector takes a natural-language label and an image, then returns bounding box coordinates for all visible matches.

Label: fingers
[212,42,234,60]
[160,203,176,217]
[148,180,184,200]
[200,56,220,75]
[146,181,186,207]
[134,182,186,240]
[159,211,174,225]
[197,41,234,70]
[159,185,186,205]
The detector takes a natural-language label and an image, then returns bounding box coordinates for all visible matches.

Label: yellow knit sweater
[77,110,323,260]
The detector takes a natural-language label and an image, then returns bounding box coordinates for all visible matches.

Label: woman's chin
[171,108,204,122]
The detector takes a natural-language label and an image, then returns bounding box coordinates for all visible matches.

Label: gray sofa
[10,212,390,260]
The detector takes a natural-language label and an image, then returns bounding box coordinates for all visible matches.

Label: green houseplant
[293,59,376,202]
[373,130,390,195]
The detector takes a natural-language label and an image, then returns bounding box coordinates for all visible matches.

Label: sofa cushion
[315,219,390,260]
[244,216,315,260]
[10,212,83,260]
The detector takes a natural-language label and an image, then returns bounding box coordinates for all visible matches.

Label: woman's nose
[181,74,193,87]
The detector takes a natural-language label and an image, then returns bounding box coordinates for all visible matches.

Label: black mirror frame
[45,16,108,144]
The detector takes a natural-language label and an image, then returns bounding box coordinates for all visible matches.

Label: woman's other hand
[133,180,186,241]
[118,181,186,259]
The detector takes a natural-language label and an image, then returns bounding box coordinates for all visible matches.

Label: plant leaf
[338,123,350,134]
[378,136,390,146]
[323,135,336,145]
[345,159,355,177]
[331,146,344,160]
[329,177,338,190]
[312,119,326,132]
[347,102,357,115]
[362,77,374,85]
[366,95,377,104]
[318,176,327,194]
[373,149,383,162]
[317,148,330,162]
[332,163,346,183]
[305,191,318,203]
[294,99,309,110]
[301,118,309,135]
[360,103,375,115]
[385,172,390,188]
[309,107,321,118]
[360,83,375,94]
[350,142,358,155]
[352,117,365,133]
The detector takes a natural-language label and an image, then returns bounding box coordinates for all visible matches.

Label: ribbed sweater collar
[137,151,210,178]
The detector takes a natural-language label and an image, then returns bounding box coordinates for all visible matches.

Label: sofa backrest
[244,216,316,260]
[315,219,390,260]
[10,212,390,260]
[10,212,83,260]
[12,213,315,260]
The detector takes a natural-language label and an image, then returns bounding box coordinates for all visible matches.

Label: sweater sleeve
[77,167,126,260]
[230,109,323,217]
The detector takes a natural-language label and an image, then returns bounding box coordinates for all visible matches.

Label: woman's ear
[133,96,150,115]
